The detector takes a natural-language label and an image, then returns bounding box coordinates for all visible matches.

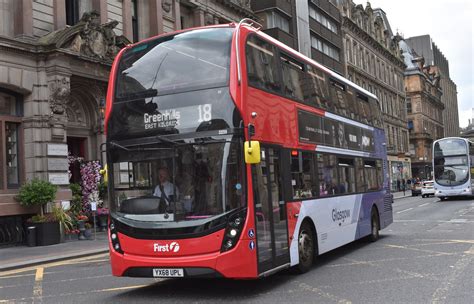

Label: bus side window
[337,158,355,194]
[280,53,305,101]
[317,154,337,196]
[290,152,317,199]
[246,36,281,94]
[376,160,383,190]
[305,67,331,110]
[328,78,348,118]
[355,158,366,192]
[364,160,377,191]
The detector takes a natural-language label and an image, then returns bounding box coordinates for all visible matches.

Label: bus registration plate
[153,268,184,278]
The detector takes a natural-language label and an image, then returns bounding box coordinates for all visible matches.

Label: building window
[309,5,338,34]
[66,0,80,26]
[0,89,23,190]
[267,11,290,33]
[311,35,340,61]
[131,0,138,42]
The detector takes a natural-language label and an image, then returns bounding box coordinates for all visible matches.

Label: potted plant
[96,207,109,231]
[18,179,59,246]
[84,222,93,240]
[76,214,88,240]
[51,206,73,243]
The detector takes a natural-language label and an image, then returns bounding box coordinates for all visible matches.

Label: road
[1,196,473,303]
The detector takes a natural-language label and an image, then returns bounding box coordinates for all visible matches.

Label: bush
[18,179,57,216]
[28,214,57,223]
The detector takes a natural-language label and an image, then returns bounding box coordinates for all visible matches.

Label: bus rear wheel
[296,221,315,273]
[368,208,380,242]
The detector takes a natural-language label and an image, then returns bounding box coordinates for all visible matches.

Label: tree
[18,179,58,216]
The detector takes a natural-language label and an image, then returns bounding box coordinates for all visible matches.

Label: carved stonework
[49,78,70,116]
[162,0,172,13]
[38,11,130,61]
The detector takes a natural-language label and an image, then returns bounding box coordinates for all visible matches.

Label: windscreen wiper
[109,141,130,151]
[115,88,158,102]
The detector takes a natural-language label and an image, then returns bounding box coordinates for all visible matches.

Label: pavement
[393,189,412,200]
[0,230,109,272]
[0,190,412,272]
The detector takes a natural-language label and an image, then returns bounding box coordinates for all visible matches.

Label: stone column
[54,0,67,30]
[122,0,133,42]
[36,57,72,192]
[194,9,205,27]
[174,0,181,30]
[13,0,33,38]
[92,0,108,24]
[149,0,164,36]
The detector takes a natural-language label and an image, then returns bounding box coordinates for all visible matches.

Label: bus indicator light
[249,241,255,250]
[248,229,255,239]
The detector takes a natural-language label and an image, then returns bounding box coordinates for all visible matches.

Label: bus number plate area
[152,268,184,278]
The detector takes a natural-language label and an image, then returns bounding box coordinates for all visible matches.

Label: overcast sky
[353,0,473,128]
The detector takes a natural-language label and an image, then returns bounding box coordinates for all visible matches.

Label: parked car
[411,181,422,196]
[421,180,435,198]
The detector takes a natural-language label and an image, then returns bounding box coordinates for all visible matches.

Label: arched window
[0,88,23,190]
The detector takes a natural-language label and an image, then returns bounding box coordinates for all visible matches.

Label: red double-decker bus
[105,19,393,279]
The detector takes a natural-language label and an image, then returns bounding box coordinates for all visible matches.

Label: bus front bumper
[109,239,258,279]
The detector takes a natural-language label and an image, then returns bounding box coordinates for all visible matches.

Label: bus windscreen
[115,28,233,101]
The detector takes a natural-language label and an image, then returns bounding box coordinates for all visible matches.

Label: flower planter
[34,222,60,246]
[98,215,108,232]
[84,228,93,240]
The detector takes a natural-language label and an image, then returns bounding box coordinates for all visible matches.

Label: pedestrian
[396,179,401,192]
[402,178,406,191]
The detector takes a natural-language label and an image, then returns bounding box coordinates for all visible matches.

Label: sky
[353,0,473,128]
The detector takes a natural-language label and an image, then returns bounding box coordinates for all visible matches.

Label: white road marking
[419,203,430,207]
[397,208,413,214]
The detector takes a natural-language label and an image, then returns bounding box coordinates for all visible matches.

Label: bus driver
[153,168,179,212]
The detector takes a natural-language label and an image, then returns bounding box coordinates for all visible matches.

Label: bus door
[252,146,290,274]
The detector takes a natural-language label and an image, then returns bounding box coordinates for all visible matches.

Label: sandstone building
[0,0,253,246]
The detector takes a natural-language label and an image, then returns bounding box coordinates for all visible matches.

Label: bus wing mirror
[244,141,261,164]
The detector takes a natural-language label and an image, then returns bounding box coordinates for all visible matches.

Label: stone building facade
[251,0,344,74]
[0,0,253,246]
[460,110,474,142]
[400,40,444,180]
[332,1,410,191]
[405,35,459,138]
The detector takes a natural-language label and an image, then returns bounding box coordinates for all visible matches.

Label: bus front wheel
[368,208,380,242]
[296,221,315,273]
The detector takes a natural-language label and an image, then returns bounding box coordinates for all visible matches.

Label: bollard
[27,226,36,247]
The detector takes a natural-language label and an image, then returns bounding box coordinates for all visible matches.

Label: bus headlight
[109,220,123,254]
[221,208,247,252]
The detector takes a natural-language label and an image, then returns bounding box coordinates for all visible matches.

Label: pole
[93,211,96,240]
